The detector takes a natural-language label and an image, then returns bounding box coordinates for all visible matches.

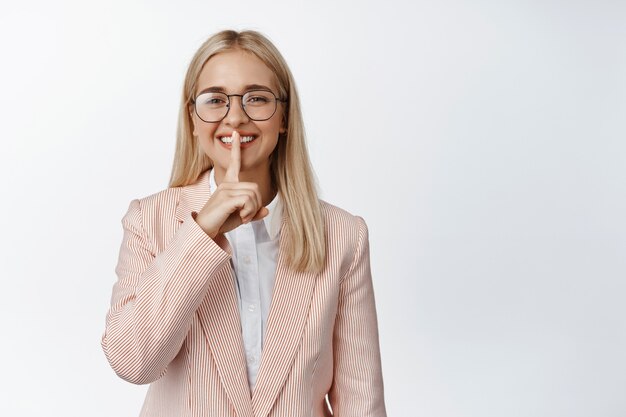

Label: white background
[0,0,624,416]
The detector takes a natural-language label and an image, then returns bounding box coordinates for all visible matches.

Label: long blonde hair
[169,29,325,273]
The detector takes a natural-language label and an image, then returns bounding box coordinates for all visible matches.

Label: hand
[194,131,269,238]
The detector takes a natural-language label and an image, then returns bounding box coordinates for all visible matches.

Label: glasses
[192,89,287,123]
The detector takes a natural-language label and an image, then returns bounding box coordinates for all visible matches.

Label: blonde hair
[169,29,325,273]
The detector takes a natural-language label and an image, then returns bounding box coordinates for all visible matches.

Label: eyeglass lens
[194,90,277,122]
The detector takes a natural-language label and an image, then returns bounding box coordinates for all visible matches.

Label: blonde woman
[101,29,387,417]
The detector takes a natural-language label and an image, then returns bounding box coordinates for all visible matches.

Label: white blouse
[209,169,282,391]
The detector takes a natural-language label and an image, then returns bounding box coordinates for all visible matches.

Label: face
[190,49,286,182]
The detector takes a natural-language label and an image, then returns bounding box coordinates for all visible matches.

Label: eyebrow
[197,84,274,95]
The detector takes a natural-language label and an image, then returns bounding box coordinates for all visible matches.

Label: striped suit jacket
[101,169,386,417]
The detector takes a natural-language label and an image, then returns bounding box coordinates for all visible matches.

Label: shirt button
[243,255,251,264]
[248,304,255,312]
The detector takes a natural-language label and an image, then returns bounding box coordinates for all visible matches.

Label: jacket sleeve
[328,216,387,417]
[101,199,231,385]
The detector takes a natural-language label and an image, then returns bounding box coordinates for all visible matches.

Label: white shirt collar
[209,168,283,240]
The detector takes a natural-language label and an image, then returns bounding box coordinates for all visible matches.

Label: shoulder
[318,200,371,281]
[120,185,184,236]
[319,199,369,247]
[319,199,367,227]
[319,196,358,217]
[118,185,188,253]
[129,186,182,218]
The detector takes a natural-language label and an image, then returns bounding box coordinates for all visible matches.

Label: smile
[218,135,257,144]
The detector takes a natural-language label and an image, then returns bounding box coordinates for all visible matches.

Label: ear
[189,106,197,136]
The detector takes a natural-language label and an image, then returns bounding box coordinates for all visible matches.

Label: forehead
[195,49,278,94]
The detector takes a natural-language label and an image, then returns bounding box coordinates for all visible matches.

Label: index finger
[224,131,241,182]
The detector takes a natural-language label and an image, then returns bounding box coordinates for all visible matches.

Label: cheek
[191,112,217,137]
[195,120,217,137]
[261,118,282,135]
[198,135,218,156]
[194,126,219,156]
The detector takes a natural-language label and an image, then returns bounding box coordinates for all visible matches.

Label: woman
[101,29,386,417]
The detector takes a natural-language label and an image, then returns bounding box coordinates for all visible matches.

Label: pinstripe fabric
[101,169,387,417]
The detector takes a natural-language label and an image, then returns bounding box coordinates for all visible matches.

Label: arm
[101,199,231,384]
[328,216,387,417]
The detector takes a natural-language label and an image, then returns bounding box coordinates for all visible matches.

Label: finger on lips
[221,131,268,225]
[224,131,241,183]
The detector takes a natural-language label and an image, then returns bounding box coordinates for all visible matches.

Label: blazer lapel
[174,169,319,417]
[251,216,318,417]
[175,169,254,417]
[196,268,255,417]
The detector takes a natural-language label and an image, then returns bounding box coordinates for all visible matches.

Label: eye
[206,97,226,105]
[248,95,269,103]
[244,91,274,106]
[196,92,228,106]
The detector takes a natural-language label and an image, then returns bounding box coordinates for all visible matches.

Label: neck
[214,167,276,207]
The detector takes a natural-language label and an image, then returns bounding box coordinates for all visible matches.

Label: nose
[223,95,249,126]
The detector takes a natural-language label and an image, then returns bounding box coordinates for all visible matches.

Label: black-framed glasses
[192,89,287,123]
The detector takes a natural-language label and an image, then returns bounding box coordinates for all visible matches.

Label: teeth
[219,135,256,144]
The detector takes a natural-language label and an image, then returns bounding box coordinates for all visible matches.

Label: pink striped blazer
[101,169,386,417]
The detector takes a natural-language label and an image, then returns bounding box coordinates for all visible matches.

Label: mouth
[217,134,258,145]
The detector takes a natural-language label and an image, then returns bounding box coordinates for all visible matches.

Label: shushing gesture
[194,131,269,239]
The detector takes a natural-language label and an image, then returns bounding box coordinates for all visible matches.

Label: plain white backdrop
[0,0,624,416]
